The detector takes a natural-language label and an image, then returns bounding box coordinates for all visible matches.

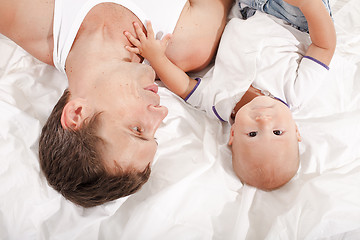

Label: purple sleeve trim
[184,78,201,102]
[212,106,226,122]
[303,56,329,70]
[274,97,290,108]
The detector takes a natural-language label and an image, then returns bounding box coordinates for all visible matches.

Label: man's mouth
[144,84,159,94]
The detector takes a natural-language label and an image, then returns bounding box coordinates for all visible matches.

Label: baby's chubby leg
[166,0,234,73]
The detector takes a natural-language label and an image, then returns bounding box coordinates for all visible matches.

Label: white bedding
[1,0,359,239]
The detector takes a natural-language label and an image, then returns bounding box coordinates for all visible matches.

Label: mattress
[0,0,359,239]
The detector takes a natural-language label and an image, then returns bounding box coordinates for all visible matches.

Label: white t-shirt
[186,12,329,122]
[53,0,187,74]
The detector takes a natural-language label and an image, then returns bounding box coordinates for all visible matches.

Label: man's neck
[64,3,144,96]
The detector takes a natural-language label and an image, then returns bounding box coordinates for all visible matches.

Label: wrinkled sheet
[0,0,359,239]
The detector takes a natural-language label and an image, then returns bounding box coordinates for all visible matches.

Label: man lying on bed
[124,0,336,190]
[0,0,234,207]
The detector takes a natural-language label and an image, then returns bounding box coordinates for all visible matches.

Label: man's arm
[124,21,198,99]
[0,0,16,35]
[284,0,336,66]
[0,0,54,65]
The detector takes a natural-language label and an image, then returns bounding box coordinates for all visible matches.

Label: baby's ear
[228,125,235,146]
[295,124,302,142]
[60,98,92,130]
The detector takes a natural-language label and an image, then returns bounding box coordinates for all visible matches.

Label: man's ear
[60,98,92,130]
[228,125,235,146]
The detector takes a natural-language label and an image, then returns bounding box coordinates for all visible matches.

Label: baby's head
[228,96,301,190]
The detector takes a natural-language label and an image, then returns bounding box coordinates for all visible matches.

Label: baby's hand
[124,21,172,62]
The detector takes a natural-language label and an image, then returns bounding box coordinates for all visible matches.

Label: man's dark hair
[39,89,150,208]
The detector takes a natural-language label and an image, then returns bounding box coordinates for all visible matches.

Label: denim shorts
[238,0,332,32]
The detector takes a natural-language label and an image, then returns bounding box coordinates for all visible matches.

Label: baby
[124,0,336,190]
[228,87,302,190]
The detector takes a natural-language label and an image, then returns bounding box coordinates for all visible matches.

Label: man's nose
[145,105,168,134]
[148,105,168,120]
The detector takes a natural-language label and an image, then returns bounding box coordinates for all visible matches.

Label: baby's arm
[284,0,336,65]
[125,21,198,99]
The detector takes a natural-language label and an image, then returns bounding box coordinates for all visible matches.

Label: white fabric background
[0,0,359,239]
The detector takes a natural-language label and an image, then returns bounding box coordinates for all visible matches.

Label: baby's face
[228,96,301,189]
[230,96,297,140]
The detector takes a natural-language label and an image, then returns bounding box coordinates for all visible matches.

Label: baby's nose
[255,115,272,121]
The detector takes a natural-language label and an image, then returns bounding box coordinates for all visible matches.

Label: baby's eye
[273,130,283,136]
[248,131,257,137]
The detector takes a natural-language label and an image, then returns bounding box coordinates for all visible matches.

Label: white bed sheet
[0,0,359,239]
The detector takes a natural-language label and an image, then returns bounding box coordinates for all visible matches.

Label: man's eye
[132,126,142,133]
[248,131,257,137]
[273,130,283,135]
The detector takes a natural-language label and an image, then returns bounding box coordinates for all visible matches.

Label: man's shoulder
[0,0,55,64]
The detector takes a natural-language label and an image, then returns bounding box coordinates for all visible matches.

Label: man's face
[89,62,168,172]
